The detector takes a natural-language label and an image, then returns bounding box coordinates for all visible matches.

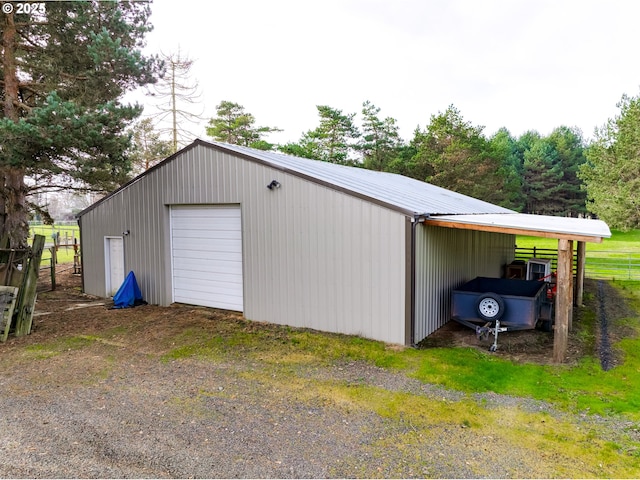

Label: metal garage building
[78,140,604,347]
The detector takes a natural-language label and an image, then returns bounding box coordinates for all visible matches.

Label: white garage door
[171,205,243,311]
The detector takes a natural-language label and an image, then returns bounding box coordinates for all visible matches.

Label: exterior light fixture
[267,180,281,190]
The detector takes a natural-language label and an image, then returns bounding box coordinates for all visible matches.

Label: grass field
[517,230,640,280]
[30,223,79,265]
[517,229,640,251]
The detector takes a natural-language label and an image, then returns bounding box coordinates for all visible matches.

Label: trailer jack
[475,319,508,352]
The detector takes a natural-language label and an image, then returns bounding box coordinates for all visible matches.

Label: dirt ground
[421,278,633,366]
[0,268,637,478]
[26,269,631,366]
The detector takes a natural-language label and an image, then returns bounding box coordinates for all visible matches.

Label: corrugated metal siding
[414,224,514,342]
[81,144,407,344]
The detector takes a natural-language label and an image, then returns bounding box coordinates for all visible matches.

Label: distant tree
[410,105,513,206]
[547,126,587,216]
[487,128,525,211]
[129,119,173,175]
[0,1,161,247]
[280,105,360,165]
[150,50,205,152]
[384,126,432,180]
[206,101,280,150]
[522,138,564,214]
[580,93,640,230]
[359,101,402,171]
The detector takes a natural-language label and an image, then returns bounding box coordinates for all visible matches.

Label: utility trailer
[451,276,555,351]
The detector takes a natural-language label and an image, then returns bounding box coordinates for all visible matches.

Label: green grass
[517,229,640,252]
[517,229,640,280]
[157,286,640,420]
[30,224,79,264]
[13,279,640,476]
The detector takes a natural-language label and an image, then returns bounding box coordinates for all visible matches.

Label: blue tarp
[112,271,144,309]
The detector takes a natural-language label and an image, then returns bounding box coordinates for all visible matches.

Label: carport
[426,213,611,362]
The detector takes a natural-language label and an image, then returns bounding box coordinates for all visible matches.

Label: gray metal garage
[77,139,609,350]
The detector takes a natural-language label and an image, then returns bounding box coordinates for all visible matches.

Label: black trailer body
[451,277,551,331]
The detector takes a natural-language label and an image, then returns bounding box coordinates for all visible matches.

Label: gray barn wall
[81,144,408,344]
[413,224,514,342]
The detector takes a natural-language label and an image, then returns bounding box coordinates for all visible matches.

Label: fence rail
[514,247,640,281]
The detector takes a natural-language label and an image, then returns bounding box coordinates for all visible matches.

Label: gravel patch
[1,271,638,478]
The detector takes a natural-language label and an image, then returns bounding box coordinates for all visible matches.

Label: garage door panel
[174,257,242,273]
[176,282,242,298]
[174,249,242,262]
[171,216,240,229]
[173,269,242,284]
[173,206,240,218]
[171,206,243,311]
[176,238,242,252]
[174,290,242,310]
[173,229,242,240]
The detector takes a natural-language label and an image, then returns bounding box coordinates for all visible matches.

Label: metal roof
[207,141,513,216]
[427,213,612,243]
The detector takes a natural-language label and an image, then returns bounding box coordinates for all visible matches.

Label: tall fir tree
[410,105,515,207]
[547,126,587,216]
[359,101,402,171]
[0,0,161,246]
[280,105,360,165]
[580,93,640,229]
[522,138,564,214]
[206,100,280,150]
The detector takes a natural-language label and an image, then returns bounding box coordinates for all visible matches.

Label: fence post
[51,257,56,291]
[575,242,586,306]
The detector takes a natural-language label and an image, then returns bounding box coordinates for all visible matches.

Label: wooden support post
[554,238,574,363]
[568,240,574,330]
[575,241,586,307]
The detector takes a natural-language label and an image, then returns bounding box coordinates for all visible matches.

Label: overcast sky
[135,0,640,145]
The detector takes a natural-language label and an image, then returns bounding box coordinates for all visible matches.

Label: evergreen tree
[128,119,173,175]
[0,0,161,246]
[487,128,525,211]
[359,101,402,171]
[280,105,360,165]
[410,106,513,206]
[580,93,640,229]
[547,126,587,216]
[522,138,564,214]
[206,100,280,150]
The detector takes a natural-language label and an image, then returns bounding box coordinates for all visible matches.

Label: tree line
[1,0,637,250]
[206,100,589,217]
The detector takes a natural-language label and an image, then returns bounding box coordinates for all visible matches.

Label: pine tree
[359,101,402,171]
[206,101,280,150]
[580,93,640,229]
[129,119,173,175]
[280,105,360,165]
[0,0,161,246]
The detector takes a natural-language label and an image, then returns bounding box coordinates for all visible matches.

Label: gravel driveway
[0,272,638,478]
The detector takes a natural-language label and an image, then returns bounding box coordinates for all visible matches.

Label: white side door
[105,236,125,296]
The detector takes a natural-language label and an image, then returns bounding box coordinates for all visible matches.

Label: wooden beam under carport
[426,217,606,363]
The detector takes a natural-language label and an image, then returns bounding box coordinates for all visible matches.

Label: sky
[133,0,640,146]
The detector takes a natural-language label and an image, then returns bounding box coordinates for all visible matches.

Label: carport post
[553,238,574,363]
[575,241,586,306]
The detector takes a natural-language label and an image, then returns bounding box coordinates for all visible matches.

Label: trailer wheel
[476,293,505,321]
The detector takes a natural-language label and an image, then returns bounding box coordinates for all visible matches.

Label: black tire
[476,292,505,321]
